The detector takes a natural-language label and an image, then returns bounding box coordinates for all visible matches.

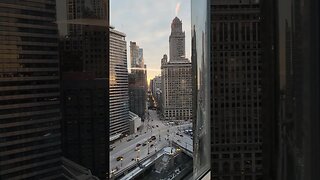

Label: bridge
[111,134,193,180]
[171,133,193,157]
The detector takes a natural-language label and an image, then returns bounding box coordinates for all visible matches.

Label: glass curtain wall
[192,0,211,179]
[276,0,320,179]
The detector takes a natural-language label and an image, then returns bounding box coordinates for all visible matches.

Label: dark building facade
[269,0,320,180]
[0,1,62,179]
[128,72,147,121]
[210,1,263,179]
[192,0,320,180]
[58,0,109,179]
[60,73,108,179]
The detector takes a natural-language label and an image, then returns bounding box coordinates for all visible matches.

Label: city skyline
[110,0,191,83]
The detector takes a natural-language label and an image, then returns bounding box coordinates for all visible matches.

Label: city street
[109,109,192,173]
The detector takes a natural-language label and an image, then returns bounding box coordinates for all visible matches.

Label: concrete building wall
[162,17,192,122]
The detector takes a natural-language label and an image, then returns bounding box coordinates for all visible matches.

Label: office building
[130,41,144,69]
[151,75,162,110]
[128,41,147,121]
[60,73,107,179]
[64,0,108,78]
[210,1,263,179]
[128,72,147,121]
[109,27,130,137]
[58,0,109,179]
[161,17,192,122]
[192,0,264,179]
[0,1,62,179]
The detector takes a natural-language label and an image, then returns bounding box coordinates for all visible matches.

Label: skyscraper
[128,72,147,121]
[129,41,147,121]
[130,41,144,69]
[161,17,192,122]
[210,1,263,179]
[151,75,162,105]
[58,0,109,178]
[170,17,186,61]
[109,26,130,138]
[0,1,62,179]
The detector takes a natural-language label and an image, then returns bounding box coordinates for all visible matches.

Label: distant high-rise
[109,27,130,137]
[161,17,192,122]
[128,72,147,121]
[130,41,144,69]
[210,1,263,179]
[129,42,147,121]
[0,1,62,179]
[170,17,186,61]
[151,75,162,110]
[59,0,109,179]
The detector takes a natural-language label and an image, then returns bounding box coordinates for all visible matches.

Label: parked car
[142,143,147,146]
[136,143,141,147]
[150,144,154,147]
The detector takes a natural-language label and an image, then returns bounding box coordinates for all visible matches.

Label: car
[136,143,141,147]
[142,143,147,146]
[135,147,140,151]
[151,136,156,140]
[135,134,139,137]
[116,156,123,161]
[180,134,183,137]
[127,138,132,142]
[150,144,154,147]
[176,132,179,135]
[156,125,159,127]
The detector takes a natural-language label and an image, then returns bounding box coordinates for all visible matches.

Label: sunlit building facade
[109,27,130,137]
[161,17,192,122]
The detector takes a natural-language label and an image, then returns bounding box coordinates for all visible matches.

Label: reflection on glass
[192,0,210,179]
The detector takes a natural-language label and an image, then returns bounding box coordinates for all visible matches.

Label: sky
[110,0,191,83]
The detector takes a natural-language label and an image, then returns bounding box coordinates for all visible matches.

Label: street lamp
[120,157,123,167]
[137,149,140,162]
